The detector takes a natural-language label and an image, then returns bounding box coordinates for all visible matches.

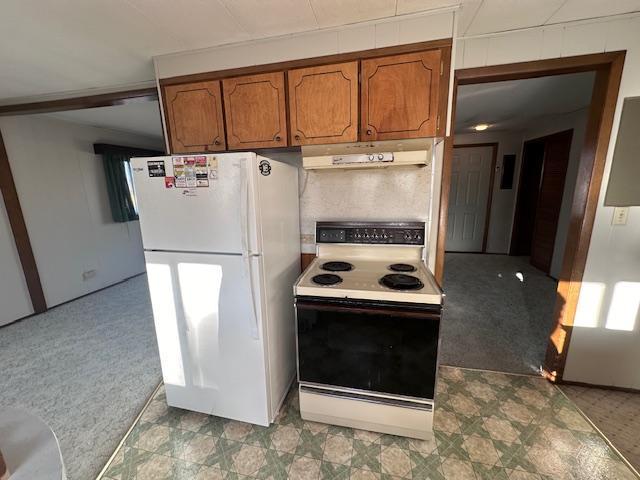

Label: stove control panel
[316,222,425,245]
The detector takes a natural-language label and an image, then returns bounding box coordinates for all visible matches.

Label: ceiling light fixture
[474,124,489,131]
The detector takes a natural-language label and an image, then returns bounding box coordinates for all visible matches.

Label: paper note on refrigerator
[173,157,186,188]
[195,156,209,187]
[184,157,197,188]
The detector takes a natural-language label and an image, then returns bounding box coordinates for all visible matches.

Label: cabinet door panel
[223,72,288,149]
[361,50,441,141]
[163,80,226,153]
[288,62,358,146]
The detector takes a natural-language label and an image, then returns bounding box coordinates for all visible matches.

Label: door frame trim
[449,142,498,253]
[435,50,626,382]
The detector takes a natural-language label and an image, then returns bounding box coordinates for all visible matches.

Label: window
[94,143,162,223]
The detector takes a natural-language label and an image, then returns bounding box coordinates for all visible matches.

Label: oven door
[296,296,440,400]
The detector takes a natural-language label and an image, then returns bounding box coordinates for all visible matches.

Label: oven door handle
[295,300,440,320]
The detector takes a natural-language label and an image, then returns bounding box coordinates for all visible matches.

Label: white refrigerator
[131,152,300,426]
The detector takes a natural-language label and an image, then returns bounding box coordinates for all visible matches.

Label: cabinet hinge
[437,115,441,131]
[440,60,444,76]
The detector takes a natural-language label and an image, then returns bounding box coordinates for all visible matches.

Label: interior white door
[144,250,270,425]
[131,153,257,254]
[446,146,494,252]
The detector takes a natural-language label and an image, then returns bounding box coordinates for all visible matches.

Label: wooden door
[361,50,441,141]
[163,80,226,153]
[446,145,495,252]
[530,130,573,273]
[288,62,358,146]
[223,72,287,149]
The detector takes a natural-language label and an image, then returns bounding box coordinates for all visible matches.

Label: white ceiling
[454,71,596,133]
[1,0,639,103]
[44,101,164,141]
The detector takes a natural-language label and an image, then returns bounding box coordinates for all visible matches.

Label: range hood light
[474,124,489,131]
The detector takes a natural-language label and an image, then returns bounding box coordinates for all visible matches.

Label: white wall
[457,13,640,389]
[0,190,33,325]
[522,108,589,279]
[454,131,524,254]
[0,115,163,308]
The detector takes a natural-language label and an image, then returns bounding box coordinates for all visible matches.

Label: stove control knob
[378,154,384,160]
[368,155,375,161]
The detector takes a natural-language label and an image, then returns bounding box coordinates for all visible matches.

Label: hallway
[439,253,558,375]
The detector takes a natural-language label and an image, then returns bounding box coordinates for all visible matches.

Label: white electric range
[294,221,443,440]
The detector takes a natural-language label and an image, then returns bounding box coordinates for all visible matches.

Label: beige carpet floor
[441,253,558,375]
[561,384,640,474]
[0,275,162,480]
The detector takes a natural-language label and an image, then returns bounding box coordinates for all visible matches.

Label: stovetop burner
[312,274,343,286]
[321,261,354,272]
[380,274,424,291]
[388,263,416,272]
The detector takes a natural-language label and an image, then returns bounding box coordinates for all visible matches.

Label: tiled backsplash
[298,166,431,253]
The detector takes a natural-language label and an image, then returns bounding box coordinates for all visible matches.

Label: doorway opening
[435,52,625,379]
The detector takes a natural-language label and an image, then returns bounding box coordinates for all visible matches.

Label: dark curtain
[102,152,138,222]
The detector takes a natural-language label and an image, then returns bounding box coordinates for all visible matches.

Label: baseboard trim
[0,271,146,330]
[559,379,640,394]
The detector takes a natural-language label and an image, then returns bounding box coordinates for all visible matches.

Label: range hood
[301,138,434,170]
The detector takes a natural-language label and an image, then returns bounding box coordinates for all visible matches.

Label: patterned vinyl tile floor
[98,367,638,480]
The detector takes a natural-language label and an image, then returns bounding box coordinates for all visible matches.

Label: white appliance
[294,222,442,439]
[131,153,300,426]
[301,138,433,170]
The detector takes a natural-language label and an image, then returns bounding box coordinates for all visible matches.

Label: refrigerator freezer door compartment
[131,154,257,254]
[144,250,269,425]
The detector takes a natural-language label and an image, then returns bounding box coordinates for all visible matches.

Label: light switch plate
[612,207,629,225]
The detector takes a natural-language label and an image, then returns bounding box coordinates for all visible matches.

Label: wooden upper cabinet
[361,50,442,141]
[288,62,358,146]
[162,80,226,153]
[222,72,287,149]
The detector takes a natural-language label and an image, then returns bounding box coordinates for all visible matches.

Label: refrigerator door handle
[240,161,249,256]
[245,256,260,340]
[240,160,260,339]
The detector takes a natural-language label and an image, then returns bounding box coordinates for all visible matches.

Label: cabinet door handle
[214,139,220,145]
[366,129,372,135]
[294,134,300,141]
[275,135,281,142]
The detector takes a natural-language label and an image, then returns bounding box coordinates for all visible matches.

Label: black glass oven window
[296,301,439,399]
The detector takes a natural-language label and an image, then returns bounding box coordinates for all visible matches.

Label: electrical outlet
[612,207,629,225]
[82,269,97,281]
